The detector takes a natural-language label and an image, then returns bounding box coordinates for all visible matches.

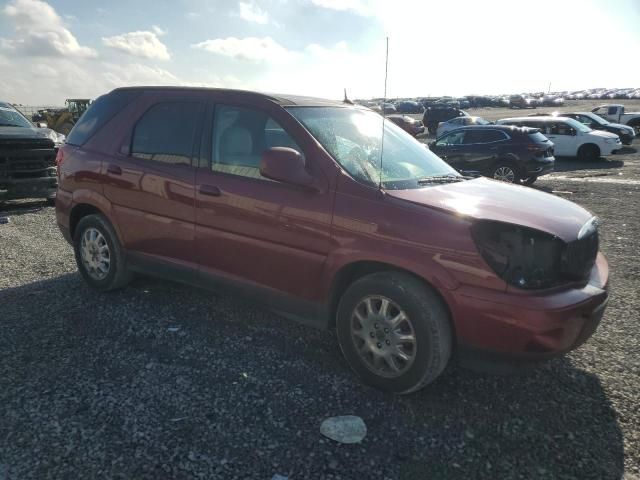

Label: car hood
[0,126,63,145]
[608,122,635,131]
[588,129,619,140]
[0,126,43,139]
[385,177,593,242]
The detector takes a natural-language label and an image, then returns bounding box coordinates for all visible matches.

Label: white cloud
[103,29,170,60]
[238,1,270,24]
[151,25,166,36]
[2,0,97,58]
[192,36,292,62]
[310,0,372,16]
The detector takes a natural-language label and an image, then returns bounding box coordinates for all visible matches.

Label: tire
[336,271,452,394]
[490,162,521,183]
[577,144,600,162]
[73,214,132,291]
[522,175,537,186]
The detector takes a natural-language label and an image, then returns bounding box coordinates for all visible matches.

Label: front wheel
[336,271,452,394]
[577,144,600,161]
[73,214,132,291]
[490,162,521,183]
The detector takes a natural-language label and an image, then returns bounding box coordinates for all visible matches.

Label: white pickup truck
[591,104,640,135]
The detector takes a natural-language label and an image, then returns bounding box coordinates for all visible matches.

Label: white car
[496,116,621,161]
[436,116,491,138]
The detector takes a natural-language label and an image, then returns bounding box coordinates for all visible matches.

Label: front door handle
[107,164,122,175]
[199,184,221,197]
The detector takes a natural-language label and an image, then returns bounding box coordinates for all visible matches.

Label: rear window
[66,90,140,146]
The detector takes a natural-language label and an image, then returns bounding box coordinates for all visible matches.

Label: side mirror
[428,141,436,148]
[260,147,316,190]
[570,129,577,136]
[36,122,48,128]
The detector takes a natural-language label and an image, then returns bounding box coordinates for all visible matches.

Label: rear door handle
[199,184,221,197]
[107,164,122,175]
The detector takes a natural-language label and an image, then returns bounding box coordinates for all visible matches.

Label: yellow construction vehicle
[32,99,91,136]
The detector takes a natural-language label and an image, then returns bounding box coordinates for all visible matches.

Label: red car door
[194,100,334,306]
[102,92,204,265]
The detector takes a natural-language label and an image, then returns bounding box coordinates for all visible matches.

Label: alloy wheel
[493,166,516,182]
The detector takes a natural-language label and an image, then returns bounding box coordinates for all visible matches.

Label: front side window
[131,102,200,165]
[212,105,302,180]
[437,131,465,146]
[608,106,618,115]
[288,106,458,190]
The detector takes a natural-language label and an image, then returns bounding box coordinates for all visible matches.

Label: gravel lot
[1,101,639,479]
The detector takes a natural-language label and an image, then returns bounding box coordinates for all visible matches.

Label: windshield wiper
[417,175,467,185]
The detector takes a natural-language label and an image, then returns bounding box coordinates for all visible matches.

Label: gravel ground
[1,108,639,479]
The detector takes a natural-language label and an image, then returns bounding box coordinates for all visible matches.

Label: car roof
[451,125,538,134]
[499,116,572,123]
[110,86,347,107]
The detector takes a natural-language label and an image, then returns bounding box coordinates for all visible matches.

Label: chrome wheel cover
[350,296,417,378]
[80,227,110,280]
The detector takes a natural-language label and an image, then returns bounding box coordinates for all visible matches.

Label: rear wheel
[336,271,452,394]
[490,162,521,183]
[73,214,132,291]
[577,144,600,161]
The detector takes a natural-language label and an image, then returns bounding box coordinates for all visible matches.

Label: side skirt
[126,252,330,330]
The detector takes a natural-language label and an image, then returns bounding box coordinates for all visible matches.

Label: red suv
[56,87,609,393]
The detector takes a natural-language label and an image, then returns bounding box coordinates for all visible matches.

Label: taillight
[55,148,64,176]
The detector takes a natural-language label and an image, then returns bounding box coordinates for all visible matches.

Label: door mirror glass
[260,147,315,189]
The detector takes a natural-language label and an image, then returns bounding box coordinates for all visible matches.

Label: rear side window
[480,130,507,142]
[528,132,549,143]
[131,102,201,166]
[463,130,485,144]
[608,106,617,115]
[66,90,139,146]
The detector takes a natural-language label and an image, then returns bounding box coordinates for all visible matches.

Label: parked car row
[356,87,640,114]
[426,105,635,185]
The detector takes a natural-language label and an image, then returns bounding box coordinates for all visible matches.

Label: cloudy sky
[1,0,639,105]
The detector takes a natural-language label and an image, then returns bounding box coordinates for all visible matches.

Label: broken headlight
[471,220,564,289]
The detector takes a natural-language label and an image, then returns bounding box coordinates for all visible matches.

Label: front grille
[561,230,599,281]
[0,148,57,180]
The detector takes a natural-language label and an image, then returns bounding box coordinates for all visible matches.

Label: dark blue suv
[429,125,555,185]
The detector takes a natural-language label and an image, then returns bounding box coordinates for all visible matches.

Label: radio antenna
[378,36,389,191]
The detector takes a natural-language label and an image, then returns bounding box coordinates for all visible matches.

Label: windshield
[564,117,592,133]
[583,112,609,125]
[288,106,458,189]
[0,105,32,128]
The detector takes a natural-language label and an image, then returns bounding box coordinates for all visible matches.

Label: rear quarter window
[66,90,140,146]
